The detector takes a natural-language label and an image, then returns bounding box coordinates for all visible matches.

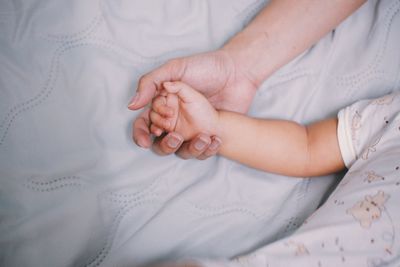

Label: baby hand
[150,81,219,141]
[150,90,179,137]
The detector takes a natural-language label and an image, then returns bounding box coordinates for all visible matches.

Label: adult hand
[128,49,258,159]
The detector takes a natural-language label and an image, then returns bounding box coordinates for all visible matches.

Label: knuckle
[137,75,148,87]
[165,58,184,76]
[149,111,155,121]
[167,58,180,67]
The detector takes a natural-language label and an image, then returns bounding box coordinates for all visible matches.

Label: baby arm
[151,82,345,177]
[217,113,344,176]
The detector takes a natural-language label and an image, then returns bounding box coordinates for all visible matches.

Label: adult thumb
[163,81,200,103]
[128,59,186,110]
[127,74,158,110]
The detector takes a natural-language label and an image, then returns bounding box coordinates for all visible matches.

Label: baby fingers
[152,96,174,117]
[150,110,172,132]
[150,124,164,137]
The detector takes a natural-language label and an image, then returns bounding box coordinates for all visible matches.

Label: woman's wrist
[220,34,269,89]
[221,0,367,89]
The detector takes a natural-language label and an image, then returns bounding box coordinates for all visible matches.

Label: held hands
[128,50,257,159]
[150,82,220,145]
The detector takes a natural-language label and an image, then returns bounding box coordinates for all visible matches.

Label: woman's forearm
[216,111,344,177]
[222,0,366,86]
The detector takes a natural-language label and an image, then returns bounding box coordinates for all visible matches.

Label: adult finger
[163,81,203,103]
[128,59,186,110]
[197,136,222,160]
[176,133,211,160]
[152,132,184,156]
[132,109,152,148]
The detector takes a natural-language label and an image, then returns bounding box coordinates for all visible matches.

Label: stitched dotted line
[107,178,160,200]
[0,44,62,131]
[28,175,80,186]
[46,15,103,42]
[44,0,103,42]
[274,68,315,81]
[0,45,63,145]
[0,34,170,131]
[0,21,203,147]
[82,177,167,266]
[337,0,400,86]
[88,36,199,68]
[107,192,160,204]
[106,195,156,204]
[0,13,103,144]
[338,68,386,87]
[24,175,83,192]
[0,5,106,145]
[25,182,82,192]
[88,37,161,63]
[83,199,159,267]
[0,38,157,146]
[283,216,301,233]
[259,68,315,95]
[342,0,400,81]
[186,201,260,220]
[345,71,388,101]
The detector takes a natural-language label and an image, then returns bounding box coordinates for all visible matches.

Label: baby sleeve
[337,92,400,169]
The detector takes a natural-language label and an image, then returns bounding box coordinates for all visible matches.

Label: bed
[0,0,399,266]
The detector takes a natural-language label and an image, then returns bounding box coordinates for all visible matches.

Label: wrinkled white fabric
[0,0,400,266]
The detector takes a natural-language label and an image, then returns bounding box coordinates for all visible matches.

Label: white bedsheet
[0,0,399,266]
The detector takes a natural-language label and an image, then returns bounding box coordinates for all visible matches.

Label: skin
[150,81,345,177]
[128,0,366,160]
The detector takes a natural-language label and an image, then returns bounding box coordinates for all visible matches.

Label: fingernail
[167,135,181,148]
[209,138,221,150]
[135,137,150,148]
[127,92,140,108]
[194,138,207,151]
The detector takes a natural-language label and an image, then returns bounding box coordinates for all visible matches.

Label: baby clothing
[337,92,400,169]
[196,91,400,267]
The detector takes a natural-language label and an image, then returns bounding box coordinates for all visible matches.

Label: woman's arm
[222,0,366,86]
[130,0,365,158]
[217,112,345,177]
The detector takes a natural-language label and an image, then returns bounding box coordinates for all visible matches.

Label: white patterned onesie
[193,91,400,267]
